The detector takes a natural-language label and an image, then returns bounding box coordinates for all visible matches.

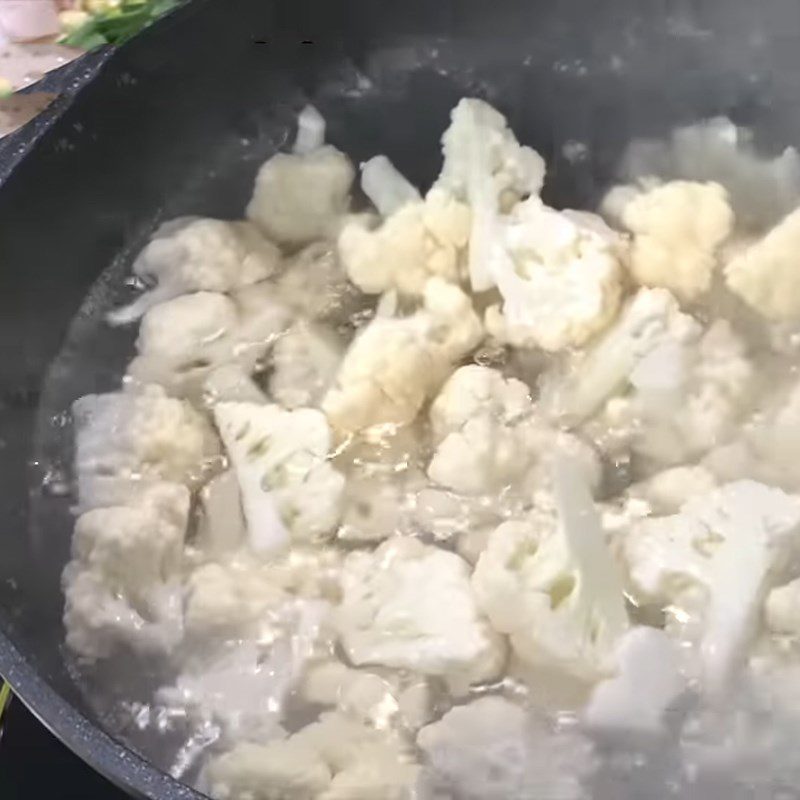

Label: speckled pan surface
[3,0,800,796]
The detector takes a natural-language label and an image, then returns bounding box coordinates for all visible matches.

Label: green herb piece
[61,0,183,50]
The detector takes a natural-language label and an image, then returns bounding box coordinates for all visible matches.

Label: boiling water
[27,129,800,799]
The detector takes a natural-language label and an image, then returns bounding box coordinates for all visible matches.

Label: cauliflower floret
[429,364,533,440]
[127,288,291,398]
[547,293,754,468]
[630,465,719,515]
[765,578,800,636]
[107,217,281,324]
[134,291,238,362]
[322,278,483,433]
[185,547,342,639]
[203,364,267,405]
[275,241,366,323]
[162,599,331,743]
[299,712,419,799]
[434,98,545,292]
[705,378,800,492]
[294,104,327,155]
[337,470,421,543]
[301,659,433,732]
[184,561,287,638]
[339,188,470,297]
[436,98,545,206]
[196,469,247,554]
[426,361,603,503]
[247,147,355,246]
[203,737,332,800]
[248,144,354,245]
[542,287,702,425]
[72,384,219,511]
[417,696,594,800]
[336,537,505,693]
[472,454,628,681]
[320,757,418,800]
[63,482,189,660]
[246,106,355,246]
[214,402,345,552]
[609,180,733,302]
[725,206,800,321]
[335,423,425,543]
[204,711,418,800]
[603,319,755,468]
[485,199,625,352]
[268,321,343,410]
[427,365,537,495]
[583,626,685,741]
[615,117,800,231]
[360,154,422,217]
[622,481,800,691]
[411,486,508,551]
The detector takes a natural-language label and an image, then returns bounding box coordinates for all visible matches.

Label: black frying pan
[2,0,800,796]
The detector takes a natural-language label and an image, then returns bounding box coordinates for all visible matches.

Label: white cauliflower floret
[622,481,800,692]
[293,104,327,155]
[204,711,418,800]
[63,482,189,660]
[705,378,800,492]
[417,697,594,800]
[336,537,505,693]
[248,145,354,246]
[162,598,331,743]
[765,578,800,636]
[548,296,754,468]
[246,105,354,246]
[542,287,702,425]
[435,98,545,291]
[127,288,291,398]
[583,626,685,741]
[360,154,422,216]
[725,206,800,321]
[339,188,470,297]
[427,365,537,495]
[196,470,247,555]
[609,319,756,467]
[203,737,331,800]
[268,321,343,410]
[323,278,483,433]
[337,470,421,543]
[203,364,267,405]
[320,756,418,800]
[214,402,345,552]
[184,547,342,639]
[411,486,507,552]
[301,659,432,732]
[436,98,545,204]
[72,384,218,511]
[134,291,238,363]
[335,423,424,542]
[630,465,718,515]
[472,454,628,681]
[609,180,733,302]
[485,199,625,352]
[184,561,287,638]
[616,117,800,232]
[107,217,281,325]
[275,241,365,323]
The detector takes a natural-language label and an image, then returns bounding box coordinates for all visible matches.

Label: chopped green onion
[61,0,183,50]
[0,681,11,725]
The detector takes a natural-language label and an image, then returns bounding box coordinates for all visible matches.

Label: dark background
[1,699,126,799]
